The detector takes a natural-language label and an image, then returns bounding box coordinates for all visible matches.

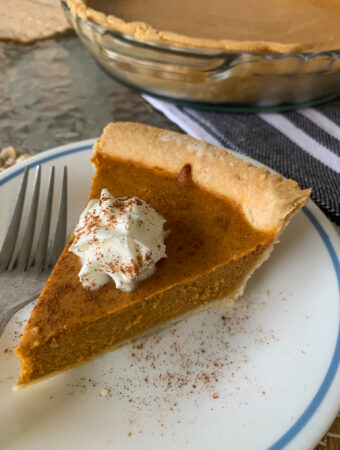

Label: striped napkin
[144,96,340,225]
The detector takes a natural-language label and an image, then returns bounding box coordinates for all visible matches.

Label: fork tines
[0,165,68,272]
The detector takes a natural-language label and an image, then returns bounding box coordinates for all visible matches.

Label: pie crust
[0,0,70,44]
[66,0,340,53]
[94,122,310,232]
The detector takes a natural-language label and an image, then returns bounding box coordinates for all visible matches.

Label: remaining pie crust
[0,0,70,44]
[66,0,340,53]
[14,122,310,388]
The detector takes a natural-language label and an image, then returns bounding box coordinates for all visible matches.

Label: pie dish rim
[64,0,340,55]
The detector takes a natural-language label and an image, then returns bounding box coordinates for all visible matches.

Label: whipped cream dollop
[69,189,167,292]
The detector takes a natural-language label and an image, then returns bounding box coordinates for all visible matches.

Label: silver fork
[0,165,68,336]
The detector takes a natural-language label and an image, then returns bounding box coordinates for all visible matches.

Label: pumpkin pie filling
[15,159,273,385]
[14,122,310,387]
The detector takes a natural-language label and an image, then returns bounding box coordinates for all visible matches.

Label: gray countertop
[0,36,180,155]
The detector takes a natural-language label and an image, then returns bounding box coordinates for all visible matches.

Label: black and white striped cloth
[145,96,340,225]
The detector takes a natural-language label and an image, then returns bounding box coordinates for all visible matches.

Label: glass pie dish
[62,0,340,112]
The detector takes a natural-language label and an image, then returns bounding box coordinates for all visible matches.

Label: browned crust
[92,122,310,233]
[65,0,304,54]
[0,0,71,44]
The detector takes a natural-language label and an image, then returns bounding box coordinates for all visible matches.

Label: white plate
[0,140,339,450]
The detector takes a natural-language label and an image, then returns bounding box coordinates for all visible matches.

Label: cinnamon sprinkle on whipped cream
[69,189,167,291]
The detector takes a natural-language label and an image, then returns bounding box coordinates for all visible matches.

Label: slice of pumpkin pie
[14,122,310,388]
